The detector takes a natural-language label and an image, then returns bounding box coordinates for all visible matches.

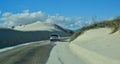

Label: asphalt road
[0,41,53,64]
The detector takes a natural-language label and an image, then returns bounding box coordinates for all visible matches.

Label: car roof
[50,34,59,36]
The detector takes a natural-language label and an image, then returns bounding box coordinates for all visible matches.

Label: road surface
[0,41,53,64]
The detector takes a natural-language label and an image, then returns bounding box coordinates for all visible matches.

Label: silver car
[50,34,60,41]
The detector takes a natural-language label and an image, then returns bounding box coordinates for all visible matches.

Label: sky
[0,0,120,30]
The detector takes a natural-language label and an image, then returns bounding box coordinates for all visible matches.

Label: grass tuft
[70,17,120,41]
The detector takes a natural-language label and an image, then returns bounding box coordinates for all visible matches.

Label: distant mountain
[13,21,74,35]
[0,21,73,48]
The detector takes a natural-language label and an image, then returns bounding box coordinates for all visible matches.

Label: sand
[70,28,120,64]
[14,21,61,31]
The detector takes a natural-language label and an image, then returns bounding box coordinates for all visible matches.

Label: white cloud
[105,17,114,21]
[46,14,69,24]
[0,10,86,29]
[45,15,84,29]
[0,10,48,27]
[23,9,29,13]
[2,12,12,17]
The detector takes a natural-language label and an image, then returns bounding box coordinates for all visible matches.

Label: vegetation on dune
[70,16,120,41]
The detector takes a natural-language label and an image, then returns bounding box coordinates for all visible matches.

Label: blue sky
[0,0,120,30]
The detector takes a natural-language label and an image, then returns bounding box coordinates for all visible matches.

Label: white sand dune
[0,21,73,48]
[70,28,120,64]
[14,21,60,31]
[13,21,72,37]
